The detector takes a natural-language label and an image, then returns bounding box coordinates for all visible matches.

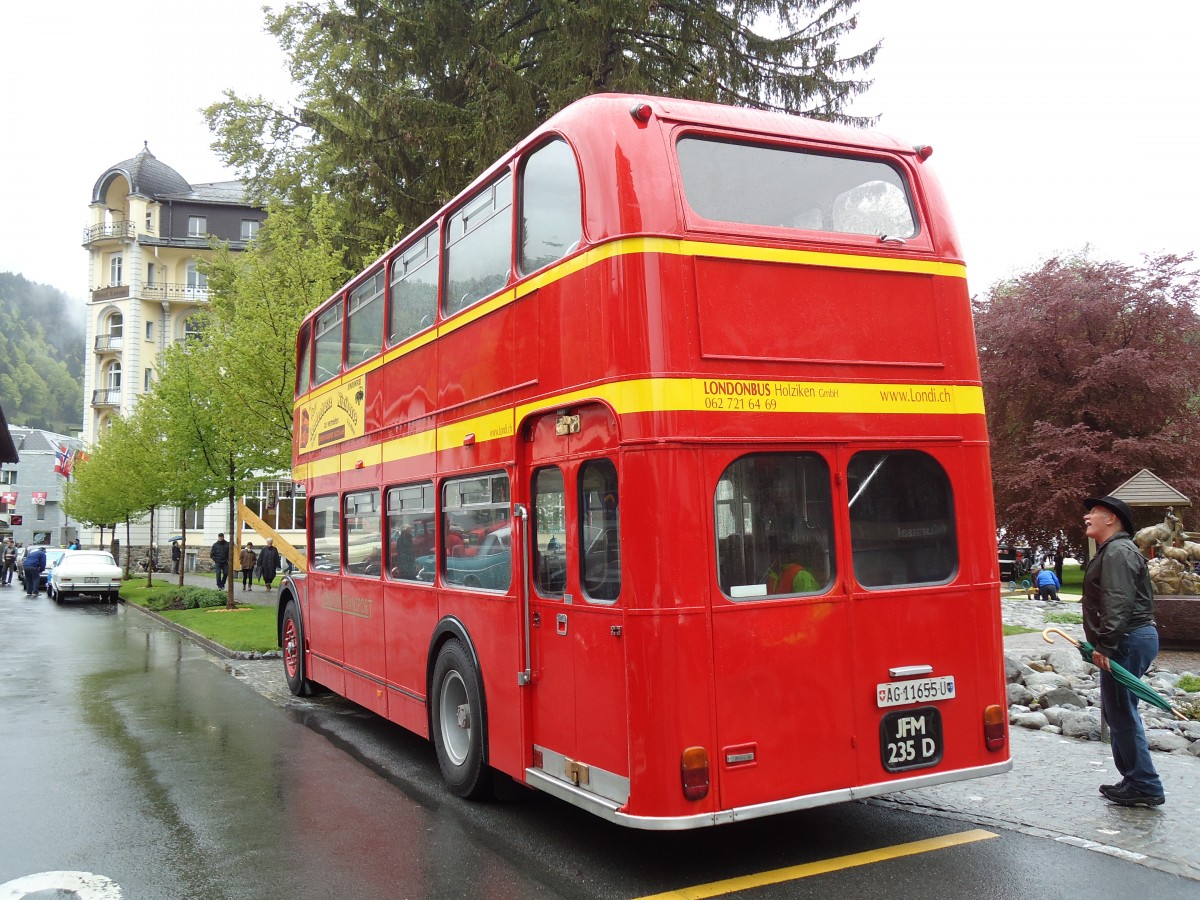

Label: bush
[145,586,230,611]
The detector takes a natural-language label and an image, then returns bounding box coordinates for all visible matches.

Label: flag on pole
[54,445,70,476]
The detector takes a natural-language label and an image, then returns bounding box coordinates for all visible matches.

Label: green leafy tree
[206,0,878,265]
[974,252,1200,554]
[201,196,351,464]
[64,409,169,576]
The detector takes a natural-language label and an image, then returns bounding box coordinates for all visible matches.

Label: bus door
[523,406,629,806]
[709,450,858,809]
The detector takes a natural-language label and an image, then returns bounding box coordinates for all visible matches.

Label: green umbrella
[1043,627,1185,720]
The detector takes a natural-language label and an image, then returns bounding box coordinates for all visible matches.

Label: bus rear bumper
[525,757,1013,831]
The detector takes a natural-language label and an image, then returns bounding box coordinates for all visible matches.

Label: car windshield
[64,552,116,567]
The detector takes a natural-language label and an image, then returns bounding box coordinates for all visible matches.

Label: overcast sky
[1,1,1196,302]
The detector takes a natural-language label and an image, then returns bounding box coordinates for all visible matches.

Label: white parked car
[49,550,122,603]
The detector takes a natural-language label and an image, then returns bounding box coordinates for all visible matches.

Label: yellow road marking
[631,829,998,900]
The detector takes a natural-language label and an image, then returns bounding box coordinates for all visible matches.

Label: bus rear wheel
[431,639,492,799]
[282,600,315,697]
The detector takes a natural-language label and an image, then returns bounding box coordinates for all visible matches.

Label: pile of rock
[1006,646,1200,757]
[1148,556,1200,596]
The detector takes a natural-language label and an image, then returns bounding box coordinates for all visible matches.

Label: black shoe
[1099,779,1127,795]
[1100,783,1165,807]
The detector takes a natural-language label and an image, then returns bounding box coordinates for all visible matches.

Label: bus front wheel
[282,600,315,697]
[431,639,492,799]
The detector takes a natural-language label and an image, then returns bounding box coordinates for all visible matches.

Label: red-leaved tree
[974,252,1200,555]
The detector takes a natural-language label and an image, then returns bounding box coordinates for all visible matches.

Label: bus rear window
[715,453,834,600]
[848,450,957,588]
[677,136,917,239]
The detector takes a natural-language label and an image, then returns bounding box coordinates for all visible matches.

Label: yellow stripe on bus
[299,237,968,403]
[631,829,997,900]
[294,378,985,480]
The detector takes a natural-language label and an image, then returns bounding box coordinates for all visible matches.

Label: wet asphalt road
[1,593,1197,899]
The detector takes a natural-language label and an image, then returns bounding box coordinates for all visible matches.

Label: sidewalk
[883,626,1199,882]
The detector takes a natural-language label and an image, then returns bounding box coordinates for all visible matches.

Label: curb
[120,599,282,661]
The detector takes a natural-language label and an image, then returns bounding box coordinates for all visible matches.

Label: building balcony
[83,220,136,246]
[91,389,121,408]
[143,282,210,303]
[94,334,124,353]
[91,284,130,302]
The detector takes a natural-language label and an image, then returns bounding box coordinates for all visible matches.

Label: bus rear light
[630,102,653,123]
[681,746,710,800]
[915,144,934,160]
[983,704,1006,751]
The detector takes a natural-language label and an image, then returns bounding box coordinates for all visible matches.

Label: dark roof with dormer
[91,142,193,203]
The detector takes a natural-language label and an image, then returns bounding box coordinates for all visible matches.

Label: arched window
[107,311,123,339]
[105,361,122,391]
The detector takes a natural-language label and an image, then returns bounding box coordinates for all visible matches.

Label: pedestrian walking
[257,538,281,591]
[239,543,257,591]
[1082,495,1165,807]
[171,540,181,574]
[210,533,230,590]
[2,538,16,586]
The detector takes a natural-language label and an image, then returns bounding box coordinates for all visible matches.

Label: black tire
[281,600,315,697]
[430,639,492,799]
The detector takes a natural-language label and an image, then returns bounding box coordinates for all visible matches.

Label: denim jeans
[214,562,229,589]
[1100,624,1164,796]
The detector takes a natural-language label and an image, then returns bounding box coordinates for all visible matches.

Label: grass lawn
[120,579,279,654]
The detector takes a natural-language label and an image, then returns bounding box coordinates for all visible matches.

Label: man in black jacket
[1082,495,1165,807]
[210,533,230,590]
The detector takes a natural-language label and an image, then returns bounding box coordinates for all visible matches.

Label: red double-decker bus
[281,93,1010,829]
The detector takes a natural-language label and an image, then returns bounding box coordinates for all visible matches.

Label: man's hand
[1092,650,1112,672]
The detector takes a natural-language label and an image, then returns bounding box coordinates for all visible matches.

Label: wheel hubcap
[439,670,471,766]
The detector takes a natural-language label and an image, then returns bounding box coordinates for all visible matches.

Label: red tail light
[983,704,1007,751]
[681,746,709,800]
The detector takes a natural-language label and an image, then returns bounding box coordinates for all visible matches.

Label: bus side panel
[617,448,719,818]
[371,335,437,430]
[383,582,438,737]
[436,301,535,416]
[622,608,716,818]
[437,589,527,781]
[340,575,388,719]
[305,569,346,694]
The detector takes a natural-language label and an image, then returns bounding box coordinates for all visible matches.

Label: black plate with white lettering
[879,706,943,772]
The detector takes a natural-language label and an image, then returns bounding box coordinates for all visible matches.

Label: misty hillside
[0,272,85,434]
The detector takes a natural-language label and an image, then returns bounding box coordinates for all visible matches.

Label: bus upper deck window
[520,139,582,274]
[677,136,918,240]
[313,301,344,386]
[347,270,385,366]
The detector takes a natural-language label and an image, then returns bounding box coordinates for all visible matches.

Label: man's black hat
[1084,495,1135,535]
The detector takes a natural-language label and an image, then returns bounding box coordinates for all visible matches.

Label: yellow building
[81,146,304,567]
[83,143,264,440]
